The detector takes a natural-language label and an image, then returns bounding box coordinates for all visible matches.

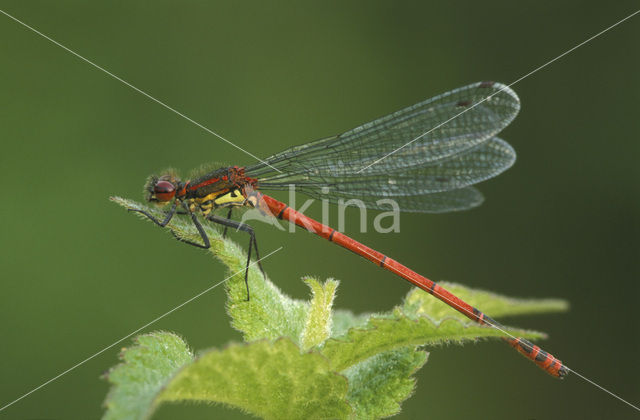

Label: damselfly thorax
[146,165,265,216]
[188,185,246,215]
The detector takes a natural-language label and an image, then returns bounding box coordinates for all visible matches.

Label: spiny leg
[210,215,265,277]
[168,201,212,249]
[250,231,264,276]
[129,200,211,248]
[129,200,178,226]
[244,235,254,301]
[206,214,265,301]
[222,208,233,238]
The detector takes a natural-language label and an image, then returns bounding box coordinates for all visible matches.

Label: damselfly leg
[135,200,264,301]
[206,214,264,301]
[128,200,178,227]
[221,208,233,238]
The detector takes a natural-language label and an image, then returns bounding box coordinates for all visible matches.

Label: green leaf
[224,262,308,342]
[403,281,569,322]
[110,197,309,343]
[158,338,352,419]
[345,347,427,419]
[331,309,372,337]
[110,197,258,301]
[109,197,570,419]
[300,278,338,350]
[102,332,193,420]
[322,314,546,372]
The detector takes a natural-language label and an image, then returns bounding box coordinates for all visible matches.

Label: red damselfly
[132,82,568,378]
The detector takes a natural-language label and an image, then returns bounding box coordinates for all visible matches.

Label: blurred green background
[1,1,638,419]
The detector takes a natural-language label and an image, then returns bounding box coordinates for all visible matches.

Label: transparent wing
[245,82,519,213]
[257,137,514,212]
[247,81,519,179]
[300,186,485,213]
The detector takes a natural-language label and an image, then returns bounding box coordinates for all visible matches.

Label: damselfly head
[144,172,180,203]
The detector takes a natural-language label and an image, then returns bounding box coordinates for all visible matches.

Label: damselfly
[132,82,568,378]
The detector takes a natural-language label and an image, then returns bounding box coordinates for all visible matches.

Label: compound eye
[154,180,176,201]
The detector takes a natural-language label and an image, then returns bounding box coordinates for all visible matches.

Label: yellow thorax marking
[191,188,246,214]
[213,188,245,206]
